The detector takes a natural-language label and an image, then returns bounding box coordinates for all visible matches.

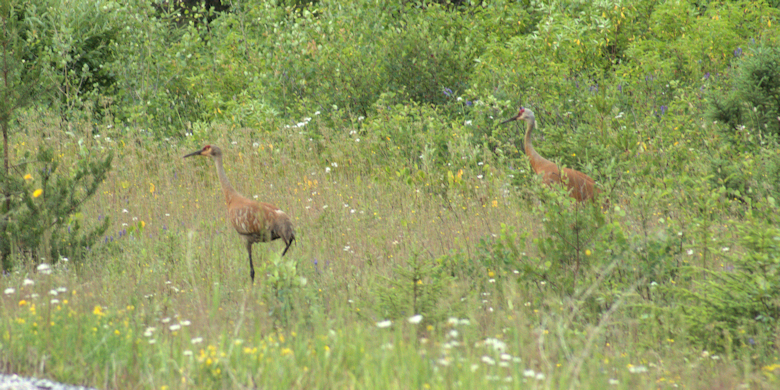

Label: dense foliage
[2,0,780,388]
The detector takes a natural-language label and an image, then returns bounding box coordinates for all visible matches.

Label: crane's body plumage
[185,145,294,282]
[502,108,598,202]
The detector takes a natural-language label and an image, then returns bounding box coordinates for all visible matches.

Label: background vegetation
[2,0,780,388]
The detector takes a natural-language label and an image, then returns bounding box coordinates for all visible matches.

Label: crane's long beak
[183,149,203,158]
[499,117,516,125]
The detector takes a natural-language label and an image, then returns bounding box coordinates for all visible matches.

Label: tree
[1,0,112,270]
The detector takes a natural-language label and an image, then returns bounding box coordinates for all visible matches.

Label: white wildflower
[376,320,392,328]
[628,365,648,373]
[408,314,423,324]
[37,263,51,275]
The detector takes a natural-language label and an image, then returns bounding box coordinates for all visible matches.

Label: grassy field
[1,112,778,389]
[2,0,780,389]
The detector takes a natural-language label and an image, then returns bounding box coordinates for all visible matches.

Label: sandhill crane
[500,108,598,202]
[184,145,295,282]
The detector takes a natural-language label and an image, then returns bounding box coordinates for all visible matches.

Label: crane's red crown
[184,144,215,158]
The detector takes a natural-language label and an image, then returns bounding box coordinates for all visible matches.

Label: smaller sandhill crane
[184,145,295,282]
[500,108,598,202]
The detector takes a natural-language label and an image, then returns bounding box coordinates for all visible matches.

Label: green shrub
[1,146,112,270]
[375,252,458,327]
[707,44,780,136]
[19,0,121,119]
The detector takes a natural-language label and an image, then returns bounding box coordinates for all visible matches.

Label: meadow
[2,0,780,389]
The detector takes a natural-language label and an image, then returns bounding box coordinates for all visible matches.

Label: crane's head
[184,145,222,159]
[499,107,535,125]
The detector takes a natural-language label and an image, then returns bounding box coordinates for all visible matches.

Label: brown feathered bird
[501,108,598,202]
[184,145,295,282]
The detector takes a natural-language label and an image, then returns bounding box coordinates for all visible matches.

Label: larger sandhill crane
[500,108,598,202]
[184,145,295,282]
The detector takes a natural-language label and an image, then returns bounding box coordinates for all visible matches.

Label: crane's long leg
[281,237,294,256]
[246,241,255,282]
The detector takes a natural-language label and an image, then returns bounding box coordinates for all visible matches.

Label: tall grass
[2,110,778,389]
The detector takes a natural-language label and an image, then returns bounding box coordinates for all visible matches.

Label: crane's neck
[524,118,542,161]
[523,117,552,175]
[214,155,239,205]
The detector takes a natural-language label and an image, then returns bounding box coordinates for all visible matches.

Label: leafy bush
[19,0,121,119]
[708,44,780,136]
